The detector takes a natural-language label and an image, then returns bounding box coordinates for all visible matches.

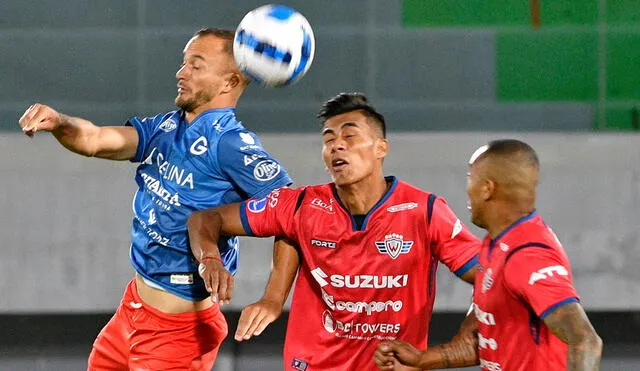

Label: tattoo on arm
[439,334,479,368]
[436,312,479,368]
[543,302,603,371]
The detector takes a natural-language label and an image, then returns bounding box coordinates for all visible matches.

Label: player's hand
[234,298,283,341]
[18,103,64,137]
[198,258,234,306]
[374,340,424,370]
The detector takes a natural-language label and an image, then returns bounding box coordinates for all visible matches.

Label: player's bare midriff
[134,274,213,314]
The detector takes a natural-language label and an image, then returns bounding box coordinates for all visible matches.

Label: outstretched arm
[19,103,138,160]
[374,310,479,370]
[543,302,602,370]
[235,238,300,341]
[187,203,248,304]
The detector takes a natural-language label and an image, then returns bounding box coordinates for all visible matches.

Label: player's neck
[335,176,389,215]
[184,96,239,123]
[486,203,534,239]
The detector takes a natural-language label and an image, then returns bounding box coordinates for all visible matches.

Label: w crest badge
[375,233,413,259]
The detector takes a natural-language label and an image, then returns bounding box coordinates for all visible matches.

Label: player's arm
[187,203,248,304]
[542,302,603,370]
[235,237,299,341]
[504,247,602,370]
[374,308,479,370]
[18,103,138,160]
[427,196,481,283]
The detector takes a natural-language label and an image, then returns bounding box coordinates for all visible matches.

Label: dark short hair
[317,93,386,138]
[193,28,235,55]
[484,139,539,167]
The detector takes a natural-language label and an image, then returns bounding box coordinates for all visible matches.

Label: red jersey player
[374,140,602,371]
[188,93,481,370]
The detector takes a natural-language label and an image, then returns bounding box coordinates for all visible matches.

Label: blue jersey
[126,108,292,300]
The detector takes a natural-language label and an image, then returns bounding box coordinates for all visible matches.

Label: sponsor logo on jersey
[499,242,509,252]
[310,267,408,289]
[291,358,308,371]
[140,173,182,208]
[375,234,413,259]
[211,119,222,132]
[473,304,496,326]
[190,136,208,155]
[159,118,178,132]
[247,197,268,213]
[243,153,265,166]
[481,268,494,293]
[268,188,281,208]
[320,289,403,315]
[528,265,568,285]
[135,212,170,245]
[478,333,498,350]
[148,209,157,225]
[170,274,194,285]
[321,310,400,338]
[143,148,195,189]
[253,160,281,181]
[480,359,502,371]
[310,198,334,213]
[239,132,255,144]
[311,239,337,249]
[451,218,463,238]
[386,202,418,213]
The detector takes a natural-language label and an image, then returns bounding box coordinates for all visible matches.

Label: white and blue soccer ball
[233,4,315,87]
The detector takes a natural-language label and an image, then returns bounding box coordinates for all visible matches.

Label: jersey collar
[332,176,398,231]
[488,210,537,255]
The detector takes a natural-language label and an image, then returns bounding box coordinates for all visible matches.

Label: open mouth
[331,158,348,171]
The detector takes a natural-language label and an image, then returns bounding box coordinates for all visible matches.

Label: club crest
[375,233,413,259]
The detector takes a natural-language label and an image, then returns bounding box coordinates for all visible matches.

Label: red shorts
[88,279,227,371]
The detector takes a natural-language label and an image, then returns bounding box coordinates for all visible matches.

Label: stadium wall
[1,132,638,312]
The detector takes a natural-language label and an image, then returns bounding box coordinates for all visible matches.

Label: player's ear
[222,73,241,93]
[375,138,388,159]
[482,178,496,201]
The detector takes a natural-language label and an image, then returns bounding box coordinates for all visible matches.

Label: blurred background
[1,0,639,370]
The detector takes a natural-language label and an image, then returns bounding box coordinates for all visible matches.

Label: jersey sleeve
[428,196,481,277]
[503,247,580,319]
[125,113,169,163]
[217,130,293,199]
[239,187,302,238]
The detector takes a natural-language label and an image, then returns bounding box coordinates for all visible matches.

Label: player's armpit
[543,302,603,370]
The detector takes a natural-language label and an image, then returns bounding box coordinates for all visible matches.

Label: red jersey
[240,177,481,371]
[473,212,580,371]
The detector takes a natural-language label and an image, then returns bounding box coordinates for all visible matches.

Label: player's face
[321,111,387,187]
[466,164,487,228]
[175,35,235,112]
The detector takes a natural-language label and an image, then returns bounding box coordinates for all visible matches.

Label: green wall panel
[402,0,597,27]
[497,31,598,101]
[607,0,640,25]
[607,32,640,100]
[403,0,529,27]
[597,106,640,130]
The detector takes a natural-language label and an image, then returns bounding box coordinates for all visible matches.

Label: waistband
[126,278,220,323]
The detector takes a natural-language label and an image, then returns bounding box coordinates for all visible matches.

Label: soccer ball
[233,4,315,87]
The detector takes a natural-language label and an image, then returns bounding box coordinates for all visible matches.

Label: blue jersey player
[19,28,292,370]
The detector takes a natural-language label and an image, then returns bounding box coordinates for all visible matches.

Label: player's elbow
[187,209,208,233]
[573,328,603,358]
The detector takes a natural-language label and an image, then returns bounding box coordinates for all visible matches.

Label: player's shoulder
[504,216,569,263]
[129,110,180,130]
[509,215,561,247]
